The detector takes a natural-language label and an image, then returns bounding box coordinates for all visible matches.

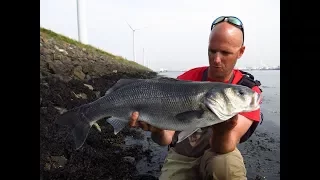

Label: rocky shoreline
[40,28,159,180]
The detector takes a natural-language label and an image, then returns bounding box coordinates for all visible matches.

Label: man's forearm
[211,132,239,154]
[151,132,165,146]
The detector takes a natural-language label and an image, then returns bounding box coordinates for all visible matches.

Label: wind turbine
[126,21,148,62]
[76,0,88,44]
[142,48,145,66]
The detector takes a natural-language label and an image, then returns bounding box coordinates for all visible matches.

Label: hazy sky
[40,0,280,71]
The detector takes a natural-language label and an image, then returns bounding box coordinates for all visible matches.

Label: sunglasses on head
[210,16,244,44]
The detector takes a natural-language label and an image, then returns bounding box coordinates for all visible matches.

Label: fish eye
[238,89,245,96]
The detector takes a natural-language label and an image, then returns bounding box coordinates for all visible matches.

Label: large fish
[56,77,261,150]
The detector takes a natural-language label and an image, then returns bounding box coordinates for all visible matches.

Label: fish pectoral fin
[177,128,200,143]
[105,79,137,95]
[175,110,205,122]
[106,117,127,134]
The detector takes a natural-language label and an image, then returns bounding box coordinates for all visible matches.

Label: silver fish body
[56,77,261,150]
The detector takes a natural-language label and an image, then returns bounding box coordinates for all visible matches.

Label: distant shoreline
[158,69,280,73]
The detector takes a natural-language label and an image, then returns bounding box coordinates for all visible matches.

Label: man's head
[208,16,245,81]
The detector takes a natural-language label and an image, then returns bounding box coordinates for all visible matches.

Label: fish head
[204,83,261,121]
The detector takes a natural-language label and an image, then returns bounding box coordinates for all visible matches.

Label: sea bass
[56,77,261,150]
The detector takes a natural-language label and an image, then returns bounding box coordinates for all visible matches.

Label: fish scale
[56,77,261,150]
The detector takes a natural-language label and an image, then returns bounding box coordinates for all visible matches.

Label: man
[129,16,262,180]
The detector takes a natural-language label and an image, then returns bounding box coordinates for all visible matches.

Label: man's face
[208,23,245,80]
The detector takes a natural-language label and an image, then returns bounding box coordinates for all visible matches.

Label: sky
[40,0,280,71]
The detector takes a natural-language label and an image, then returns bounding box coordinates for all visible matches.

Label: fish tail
[55,105,92,150]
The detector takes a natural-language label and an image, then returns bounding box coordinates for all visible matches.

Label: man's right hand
[129,111,164,133]
[128,111,175,146]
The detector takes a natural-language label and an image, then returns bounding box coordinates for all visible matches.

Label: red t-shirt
[177,66,261,122]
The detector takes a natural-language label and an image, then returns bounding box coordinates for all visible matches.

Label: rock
[123,156,135,164]
[61,57,72,64]
[40,55,46,63]
[41,82,49,88]
[40,47,50,55]
[133,174,158,180]
[94,91,101,98]
[41,107,47,114]
[254,175,266,180]
[43,55,53,63]
[54,106,68,114]
[91,62,109,76]
[73,65,86,80]
[85,74,92,81]
[47,61,64,74]
[50,156,68,169]
[84,84,93,90]
[52,74,72,82]
[54,45,68,55]
[71,91,88,99]
[44,163,51,171]
[82,64,94,74]
[47,62,57,74]
[53,54,62,61]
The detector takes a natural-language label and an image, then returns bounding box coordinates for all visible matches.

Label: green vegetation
[40,27,152,72]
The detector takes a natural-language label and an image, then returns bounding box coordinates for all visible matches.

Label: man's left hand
[209,115,239,154]
[212,115,238,133]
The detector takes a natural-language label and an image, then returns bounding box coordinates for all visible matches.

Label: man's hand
[129,111,163,133]
[211,115,238,134]
[210,114,253,154]
[129,111,175,146]
[210,115,239,154]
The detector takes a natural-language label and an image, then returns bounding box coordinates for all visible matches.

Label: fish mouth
[258,93,261,102]
[251,92,262,109]
[256,93,262,104]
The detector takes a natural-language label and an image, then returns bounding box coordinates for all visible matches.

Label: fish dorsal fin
[153,76,194,83]
[105,79,137,95]
[152,76,180,81]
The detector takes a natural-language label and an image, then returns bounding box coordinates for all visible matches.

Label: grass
[40,27,153,72]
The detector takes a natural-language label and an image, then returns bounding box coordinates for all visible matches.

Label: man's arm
[210,114,254,154]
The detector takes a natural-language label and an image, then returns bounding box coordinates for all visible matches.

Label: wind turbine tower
[142,48,145,66]
[76,0,88,44]
[126,21,148,63]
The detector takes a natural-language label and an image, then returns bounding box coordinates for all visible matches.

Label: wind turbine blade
[135,25,149,31]
[125,20,134,30]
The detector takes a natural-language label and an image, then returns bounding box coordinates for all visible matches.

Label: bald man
[129,16,262,180]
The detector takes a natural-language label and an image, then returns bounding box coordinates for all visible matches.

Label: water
[125,70,280,178]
